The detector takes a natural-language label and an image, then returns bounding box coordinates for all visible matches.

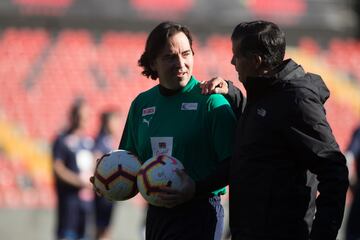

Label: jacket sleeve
[286,96,349,240]
[195,157,230,196]
[347,127,360,155]
[225,80,246,120]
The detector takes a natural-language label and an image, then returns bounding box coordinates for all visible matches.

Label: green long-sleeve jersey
[119,76,236,194]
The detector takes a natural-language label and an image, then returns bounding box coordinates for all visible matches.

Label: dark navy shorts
[56,193,90,240]
[346,189,360,240]
[95,195,114,228]
[146,195,224,240]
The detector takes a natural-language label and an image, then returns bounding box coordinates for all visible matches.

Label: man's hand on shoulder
[200,77,229,95]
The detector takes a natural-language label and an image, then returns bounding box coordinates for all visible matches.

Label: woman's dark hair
[98,111,115,135]
[138,21,194,80]
[67,97,86,133]
[231,20,286,69]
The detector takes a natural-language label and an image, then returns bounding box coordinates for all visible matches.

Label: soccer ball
[137,154,184,207]
[93,149,141,201]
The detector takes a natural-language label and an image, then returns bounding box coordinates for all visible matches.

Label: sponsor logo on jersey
[181,102,198,110]
[151,137,173,156]
[158,142,166,149]
[142,107,156,116]
[143,117,152,127]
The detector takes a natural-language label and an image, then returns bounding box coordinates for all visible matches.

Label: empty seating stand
[0,28,359,208]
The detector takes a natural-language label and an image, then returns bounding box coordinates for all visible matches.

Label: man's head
[230,20,286,83]
[138,21,194,90]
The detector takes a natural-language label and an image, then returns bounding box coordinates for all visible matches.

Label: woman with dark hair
[52,98,95,240]
[345,127,360,240]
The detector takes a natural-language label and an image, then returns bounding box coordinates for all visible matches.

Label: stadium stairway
[0,115,55,208]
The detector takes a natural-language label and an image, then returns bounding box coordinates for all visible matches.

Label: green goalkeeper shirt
[119,76,236,195]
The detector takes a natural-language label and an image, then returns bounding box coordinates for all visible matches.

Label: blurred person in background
[345,126,360,240]
[93,110,121,240]
[52,98,95,240]
[118,21,237,240]
[162,20,349,240]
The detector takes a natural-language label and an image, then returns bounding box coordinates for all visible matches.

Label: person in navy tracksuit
[52,98,94,240]
[345,127,360,240]
[93,110,121,240]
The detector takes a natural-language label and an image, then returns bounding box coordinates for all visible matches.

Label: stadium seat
[1,28,360,209]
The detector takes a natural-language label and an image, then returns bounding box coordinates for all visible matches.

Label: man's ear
[150,62,156,72]
[253,55,262,69]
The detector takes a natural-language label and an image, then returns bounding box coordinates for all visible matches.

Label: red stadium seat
[1,28,360,209]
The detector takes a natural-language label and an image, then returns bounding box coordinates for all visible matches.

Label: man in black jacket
[161,20,349,240]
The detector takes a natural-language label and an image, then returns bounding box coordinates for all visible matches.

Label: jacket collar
[243,59,305,101]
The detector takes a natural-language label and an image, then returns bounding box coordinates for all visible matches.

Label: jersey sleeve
[52,137,66,162]
[206,94,237,162]
[347,128,360,159]
[93,137,104,153]
[118,101,138,156]
[226,80,246,120]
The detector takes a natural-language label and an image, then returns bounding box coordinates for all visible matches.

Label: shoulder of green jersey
[207,93,230,107]
[132,86,159,115]
[136,85,159,100]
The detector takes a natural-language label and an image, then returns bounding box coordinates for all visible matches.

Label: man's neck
[159,84,182,96]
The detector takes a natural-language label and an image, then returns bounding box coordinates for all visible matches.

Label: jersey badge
[142,107,156,116]
[181,102,198,110]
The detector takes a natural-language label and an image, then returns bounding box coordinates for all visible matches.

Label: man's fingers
[158,193,182,208]
[93,185,103,197]
[200,82,209,94]
[158,192,179,201]
[89,175,104,197]
[213,88,221,94]
[160,186,178,194]
[200,77,227,95]
[174,169,186,180]
[89,176,95,184]
[207,79,219,91]
[218,81,224,88]
[155,170,195,208]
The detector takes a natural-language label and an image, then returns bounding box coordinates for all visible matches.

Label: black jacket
[229,59,349,240]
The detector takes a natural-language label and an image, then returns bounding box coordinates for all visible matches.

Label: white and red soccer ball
[137,154,184,207]
[93,149,141,201]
